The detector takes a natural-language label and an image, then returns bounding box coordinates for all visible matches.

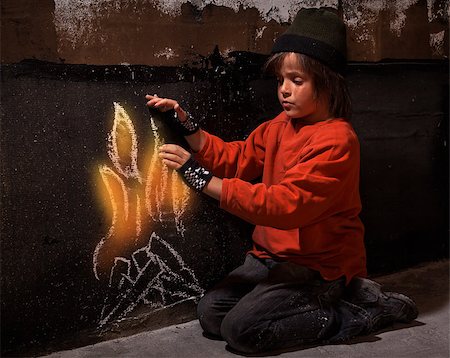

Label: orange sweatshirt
[194,112,367,283]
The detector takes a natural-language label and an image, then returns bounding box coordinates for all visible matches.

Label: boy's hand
[146,94,205,153]
[146,94,187,122]
[159,144,213,192]
[146,94,199,136]
[158,144,191,170]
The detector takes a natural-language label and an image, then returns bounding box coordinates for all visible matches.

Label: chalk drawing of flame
[93,102,203,326]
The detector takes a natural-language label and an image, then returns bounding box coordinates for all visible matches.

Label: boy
[146,8,417,354]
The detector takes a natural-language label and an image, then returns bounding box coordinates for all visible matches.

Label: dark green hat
[272,8,347,74]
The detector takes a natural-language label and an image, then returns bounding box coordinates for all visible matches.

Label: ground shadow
[373,260,449,316]
[224,319,426,357]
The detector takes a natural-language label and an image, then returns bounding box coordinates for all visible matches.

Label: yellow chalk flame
[108,102,141,181]
[93,103,191,280]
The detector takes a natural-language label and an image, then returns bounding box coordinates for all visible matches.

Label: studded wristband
[165,109,200,136]
[178,157,213,192]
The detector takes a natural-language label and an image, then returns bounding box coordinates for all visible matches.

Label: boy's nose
[281,89,290,98]
[280,83,291,97]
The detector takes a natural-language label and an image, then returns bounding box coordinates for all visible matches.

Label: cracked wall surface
[1,0,449,64]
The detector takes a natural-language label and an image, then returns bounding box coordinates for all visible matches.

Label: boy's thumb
[174,104,187,122]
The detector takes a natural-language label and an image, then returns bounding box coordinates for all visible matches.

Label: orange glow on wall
[93,102,191,280]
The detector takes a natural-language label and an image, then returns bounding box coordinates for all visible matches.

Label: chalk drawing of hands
[93,102,202,326]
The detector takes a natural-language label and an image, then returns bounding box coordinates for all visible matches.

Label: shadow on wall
[0,55,448,355]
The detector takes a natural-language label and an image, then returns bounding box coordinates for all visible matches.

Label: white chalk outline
[94,102,200,326]
[99,232,203,327]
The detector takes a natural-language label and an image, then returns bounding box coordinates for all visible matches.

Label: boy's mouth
[282,101,295,108]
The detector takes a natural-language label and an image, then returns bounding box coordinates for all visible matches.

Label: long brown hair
[265,52,352,120]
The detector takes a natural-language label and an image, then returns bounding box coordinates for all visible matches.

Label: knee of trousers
[197,294,222,337]
[220,307,339,354]
[220,312,262,354]
[220,319,250,353]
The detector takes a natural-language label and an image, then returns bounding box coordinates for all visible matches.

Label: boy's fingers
[174,104,187,122]
[159,152,183,164]
[145,94,159,102]
[160,144,190,159]
[147,99,172,113]
[146,98,160,107]
[146,96,165,107]
[162,159,181,170]
[145,96,185,117]
[145,95,169,109]
[160,143,182,154]
[153,99,166,108]
[154,99,176,112]
[159,144,190,170]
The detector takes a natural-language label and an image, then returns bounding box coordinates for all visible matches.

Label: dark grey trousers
[197,254,367,354]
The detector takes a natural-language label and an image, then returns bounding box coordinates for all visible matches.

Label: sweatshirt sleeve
[194,121,270,181]
[220,125,360,229]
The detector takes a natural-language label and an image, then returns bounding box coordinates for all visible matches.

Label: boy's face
[276,53,329,122]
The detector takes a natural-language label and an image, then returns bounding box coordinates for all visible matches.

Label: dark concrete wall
[1,58,448,356]
[0,60,253,355]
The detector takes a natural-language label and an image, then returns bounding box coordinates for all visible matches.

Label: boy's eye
[294,78,303,85]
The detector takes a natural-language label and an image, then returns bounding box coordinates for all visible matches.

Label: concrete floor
[45,260,449,358]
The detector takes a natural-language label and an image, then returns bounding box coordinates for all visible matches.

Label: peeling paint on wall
[53,0,339,49]
[48,0,449,64]
[255,26,267,40]
[427,0,450,22]
[343,0,437,38]
[390,0,421,36]
[54,0,448,44]
[154,47,179,59]
[430,30,446,55]
[151,0,339,21]
[3,0,448,64]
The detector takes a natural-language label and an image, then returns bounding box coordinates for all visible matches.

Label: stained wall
[1,0,449,356]
[2,0,449,65]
